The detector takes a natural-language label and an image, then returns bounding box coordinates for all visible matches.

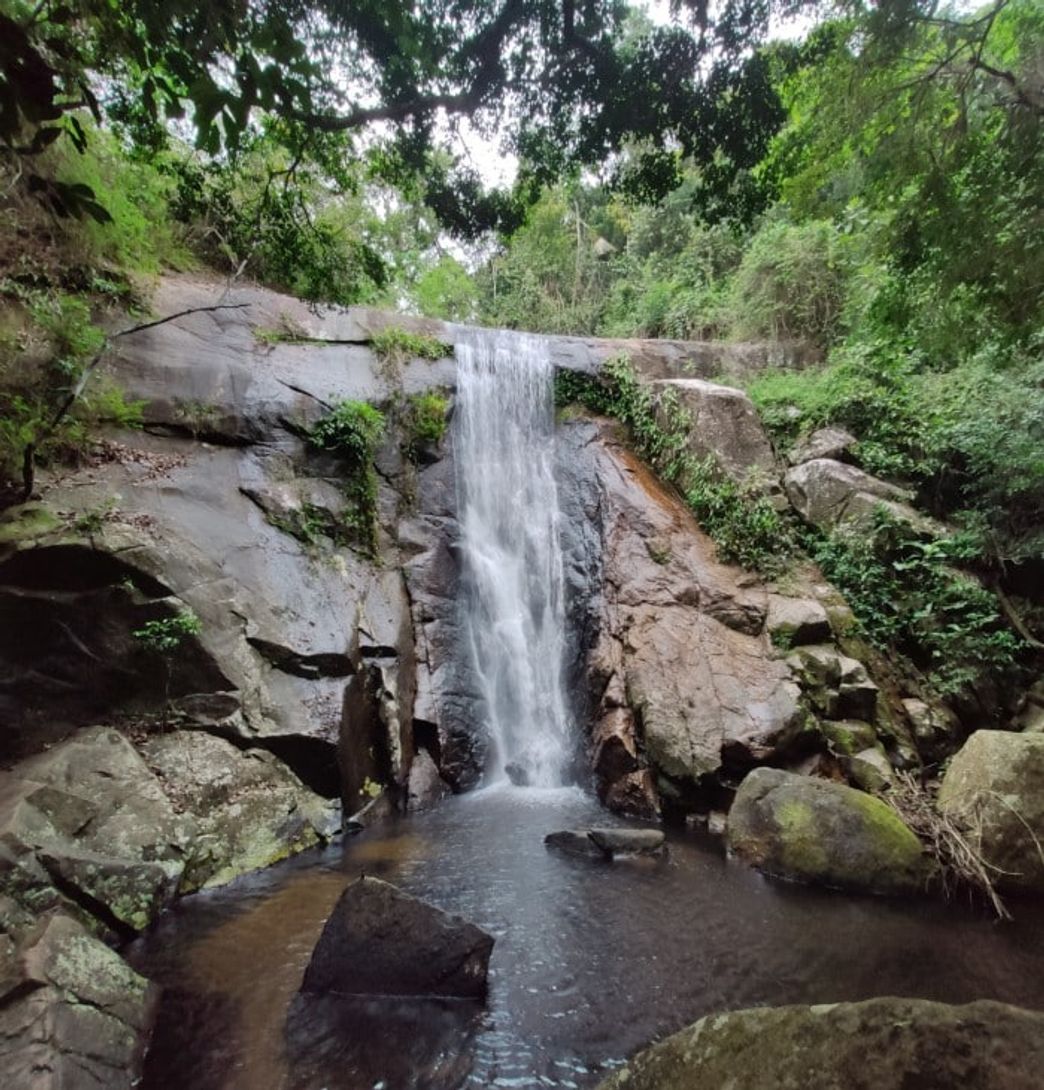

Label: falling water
[454,329,572,787]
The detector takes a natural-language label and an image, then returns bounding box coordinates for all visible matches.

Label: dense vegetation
[1,0,1041,703]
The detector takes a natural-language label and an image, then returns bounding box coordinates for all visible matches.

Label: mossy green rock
[938,730,1044,894]
[596,997,1044,1090]
[726,767,930,894]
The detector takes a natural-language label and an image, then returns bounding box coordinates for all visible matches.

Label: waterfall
[454,329,572,788]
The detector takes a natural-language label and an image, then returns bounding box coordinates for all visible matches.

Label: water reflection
[129,785,1044,1090]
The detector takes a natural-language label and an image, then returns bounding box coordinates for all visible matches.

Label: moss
[774,796,830,877]
[0,502,60,544]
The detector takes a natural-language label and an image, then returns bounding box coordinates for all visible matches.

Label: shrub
[400,391,449,460]
[309,400,386,554]
[554,356,795,575]
[133,610,202,653]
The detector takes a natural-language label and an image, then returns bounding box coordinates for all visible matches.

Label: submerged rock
[301,876,494,999]
[0,912,157,1090]
[504,762,531,787]
[938,730,1044,894]
[726,767,930,895]
[544,828,666,859]
[596,997,1044,1090]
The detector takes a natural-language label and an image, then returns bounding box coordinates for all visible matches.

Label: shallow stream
[130,785,1044,1090]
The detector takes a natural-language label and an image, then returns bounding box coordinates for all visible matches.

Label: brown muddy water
[128,785,1044,1090]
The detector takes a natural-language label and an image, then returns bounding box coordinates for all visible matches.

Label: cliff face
[0,274,918,880]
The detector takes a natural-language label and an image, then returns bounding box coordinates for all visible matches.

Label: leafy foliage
[133,609,202,654]
[308,400,386,554]
[555,355,795,574]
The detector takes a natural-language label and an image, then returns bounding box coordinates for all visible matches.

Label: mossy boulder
[596,997,1044,1090]
[140,730,340,892]
[938,730,1044,894]
[726,767,930,895]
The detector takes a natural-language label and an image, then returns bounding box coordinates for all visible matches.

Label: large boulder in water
[0,912,157,1090]
[301,876,494,999]
[726,767,931,895]
[596,997,1044,1090]
[938,730,1044,894]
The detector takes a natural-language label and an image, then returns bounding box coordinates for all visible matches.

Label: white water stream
[454,329,572,787]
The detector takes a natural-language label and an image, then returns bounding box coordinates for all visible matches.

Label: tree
[1,0,809,233]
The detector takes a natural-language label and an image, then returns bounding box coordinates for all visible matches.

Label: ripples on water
[129,785,1044,1090]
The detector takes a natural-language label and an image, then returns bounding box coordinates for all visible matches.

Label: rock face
[557,419,807,814]
[784,458,933,534]
[651,378,779,486]
[140,730,340,891]
[0,726,337,936]
[301,877,494,999]
[788,426,857,466]
[596,998,1044,1090]
[727,767,930,894]
[938,730,1044,894]
[0,912,157,1090]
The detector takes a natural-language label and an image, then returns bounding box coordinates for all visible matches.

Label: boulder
[784,458,934,534]
[788,426,857,466]
[650,378,779,487]
[846,747,894,793]
[765,595,831,646]
[0,912,157,1090]
[140,730,340,891]
[544,830,607,859]
[300,877,494,999]
[726,767,930,894]
[938,730,1044,894]
[405,749,452,812]
[596,997,1044,1090]
[0,727,190,933]
[588,828,666,856]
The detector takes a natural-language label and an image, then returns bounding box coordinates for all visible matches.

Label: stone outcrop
[650,378,779,487]
[140,730,340,891]
[558,419,809,814]
[788,426,857,466]
[544,827,666,859]
[0,726,337,937]
[938,730,1044,894]
[0,912,157,1090]
[301,876,494,998]
[727,767,931,895]
[596,998,1044,1090]
[784,458,933,534]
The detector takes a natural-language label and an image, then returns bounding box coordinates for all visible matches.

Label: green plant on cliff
[133,609,202,654]
[370,327,451,384]
[308,400,386,555]
[808,511,1021,696]
[399,391,450,462]
[555,355,795,575]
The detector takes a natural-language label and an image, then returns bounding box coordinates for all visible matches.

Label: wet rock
[504,762,531,787]
[819,719,878,756]
[765,595,831,647]
[727,767,931,895]
[784,458,936,535]
[650,379,779,487]
[587,828,666,856]
[544,830,607,859]
[596,997,1044,1090]
[0,912,157,1090]
[301,877,494,999]
[707,811,728,837]
[938,730,1044,894]
[847,747,894,793]
[140,730,340,892]
[0,727,190,933]
[406,749,452,812]
[788,426,857,466]
[557,421,806,806]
